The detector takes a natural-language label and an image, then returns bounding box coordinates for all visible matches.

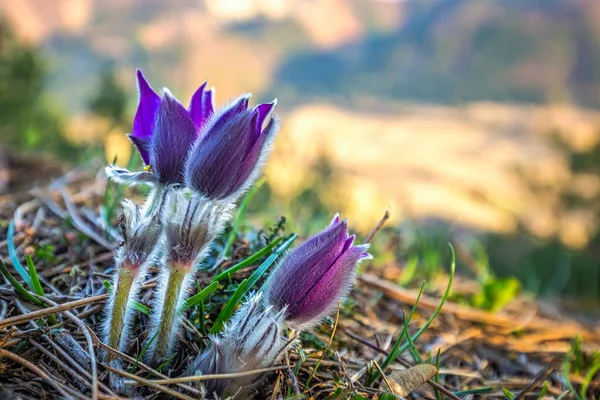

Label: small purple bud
[264,215,371,329]
[185,96,279,200]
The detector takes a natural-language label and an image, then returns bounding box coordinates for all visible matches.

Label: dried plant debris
[0,169,598,399]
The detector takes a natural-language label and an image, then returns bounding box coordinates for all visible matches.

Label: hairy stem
[146,266,189,364]
[104,267,137,359]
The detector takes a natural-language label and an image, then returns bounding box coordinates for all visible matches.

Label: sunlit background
[1,0,599,304]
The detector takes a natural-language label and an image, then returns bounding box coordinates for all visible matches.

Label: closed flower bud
[102,200,162,355]
[185,95,278,200]
[109,70,215,186]
[189,293,288,397]
[264,215,371,330]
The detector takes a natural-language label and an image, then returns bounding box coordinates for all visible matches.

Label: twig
[86,327,203,397]
[33,294,99,400]
[103,363,196,400]
[346,330,461,400]
[131,365,288,385]
[304,304,341,391]
[0,348,76,398]
[364,210,390,244]
[0,294,107,329]
[514,358,559,400]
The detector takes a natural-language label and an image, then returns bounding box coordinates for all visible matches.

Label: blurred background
[1,0,599,307]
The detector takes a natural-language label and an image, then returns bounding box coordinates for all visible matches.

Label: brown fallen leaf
[380,364,440,397]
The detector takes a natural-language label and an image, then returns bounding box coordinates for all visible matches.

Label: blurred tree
[89,69,128,129]
[0,20,81,161]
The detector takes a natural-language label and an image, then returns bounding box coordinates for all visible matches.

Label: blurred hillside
[1,0,600,298]
[3,0,600,110]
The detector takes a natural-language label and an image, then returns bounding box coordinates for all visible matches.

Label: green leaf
[27,255,57,325]
[382,244,455,371]
[7,220,32,288]
[471,277,520,312]
[502,388,515,399]
[211,237,283,283]
[211,234,297,334]
[580,359,600,399]
[210,279,250,334]
[0,258,44,307]
[453,387,493,396]
[180,281,219,312]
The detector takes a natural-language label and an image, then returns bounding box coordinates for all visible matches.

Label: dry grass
[0,159,599,399]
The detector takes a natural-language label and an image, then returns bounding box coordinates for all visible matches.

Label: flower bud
[185,96,278,200]
[264,215,371,329]
[189,293,288,397]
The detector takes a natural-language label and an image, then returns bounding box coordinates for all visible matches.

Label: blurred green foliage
[0,20,83,161]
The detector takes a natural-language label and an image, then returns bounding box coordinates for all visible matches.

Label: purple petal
[266,220,349,314]
[188,82,215,131]
[127,134,151,165]
[186,110,254,199]
[132,69,160,140]
[228,116,278,191]
[254,99,277,132]
[150,90,197,185]
[288,245,370,325]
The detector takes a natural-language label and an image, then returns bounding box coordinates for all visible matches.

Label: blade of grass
[580,360,600,399]
[180,281,219,312]
[453,387,493,396]
[0,259,44,307]
[157,353,177,372]
[379,282,426,371]
[222,178,265,258]
[392,244,455,356]
[210,279,250,334]
[212,237,283,283]
[26,255,58,325]
[374,243,455,384]
[563,345,584,400]
[210,234,297,334]
[130,330,159,373]
[7,220,32,287]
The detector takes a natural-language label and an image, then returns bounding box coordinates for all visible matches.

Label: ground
[0,156,599,399]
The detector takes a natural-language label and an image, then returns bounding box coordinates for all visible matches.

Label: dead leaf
[380,364,439,397]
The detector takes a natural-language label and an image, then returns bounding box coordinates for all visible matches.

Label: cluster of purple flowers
[102,70,371,397]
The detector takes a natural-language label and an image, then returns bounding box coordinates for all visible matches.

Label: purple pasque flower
[185,95,278,200]
[264,214,371,330]
[110,69,215,186]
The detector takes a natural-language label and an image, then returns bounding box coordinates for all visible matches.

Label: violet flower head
[110,70,215,186]
[264,214,371,329]
[185,95,278,200]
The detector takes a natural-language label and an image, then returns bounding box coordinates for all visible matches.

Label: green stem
[106,267,135,358]
[150,266,188,363]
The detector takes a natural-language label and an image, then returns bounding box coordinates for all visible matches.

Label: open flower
[185,95,278,201]
[264,215,371,329]
[107,70,214,187]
